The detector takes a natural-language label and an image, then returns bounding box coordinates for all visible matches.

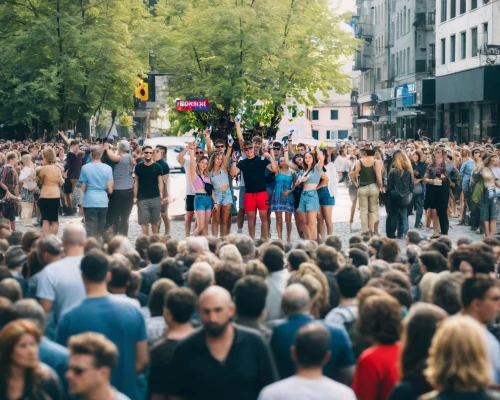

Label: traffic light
[135,75,148,102]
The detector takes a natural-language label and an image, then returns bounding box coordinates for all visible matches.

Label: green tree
[0,0,151,136]
[151,0,357,140]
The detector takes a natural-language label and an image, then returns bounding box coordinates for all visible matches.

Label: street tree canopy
[0,0,150,135]
[152,0,357,140]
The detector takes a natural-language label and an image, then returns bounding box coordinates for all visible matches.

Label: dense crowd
[0,222,498,399]
[0,131,498,400]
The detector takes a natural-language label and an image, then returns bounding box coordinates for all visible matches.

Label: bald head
[62,224,87,247]
[91,145,104,160]
[281,283,311,316]
[199,285,232,307]
[199,285,235,337]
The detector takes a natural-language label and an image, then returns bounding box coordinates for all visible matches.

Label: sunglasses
[68,366,88,376]
[244,147,253,151]
[215,145,225,148]
[143,152,153,155]
[195,151,204,155]
[273,147,281,150]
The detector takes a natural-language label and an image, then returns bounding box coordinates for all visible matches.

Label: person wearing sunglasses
[66,332,129,400]
[133,145,164,235]
[231,140,278,240]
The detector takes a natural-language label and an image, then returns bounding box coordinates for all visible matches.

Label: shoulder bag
[197,173,213,196]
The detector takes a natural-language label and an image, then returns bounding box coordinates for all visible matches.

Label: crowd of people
[0,130,498,399]
[0,220,498,399]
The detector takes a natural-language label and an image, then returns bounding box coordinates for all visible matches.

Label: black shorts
[63,178,73,194]
[39,198,60,222]
[185,195,195,212]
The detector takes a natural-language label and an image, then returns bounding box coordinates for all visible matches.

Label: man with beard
[134,145,164,235]
[168,286,278,400]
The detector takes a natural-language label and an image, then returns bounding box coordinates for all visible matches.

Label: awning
[395,111,418,117]
[356,118,373,123]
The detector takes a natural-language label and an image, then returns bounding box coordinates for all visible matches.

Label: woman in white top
[316,148,337,238]
[19,154,38,226]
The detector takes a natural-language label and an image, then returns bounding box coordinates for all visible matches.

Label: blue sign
[395,83,416,107]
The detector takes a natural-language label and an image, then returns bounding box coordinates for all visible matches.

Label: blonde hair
[425,316,491,392]
[392,151,413,175]
[289,262,330,317]
[21,154,32,165]
[42,147,57,164]
[218,244,243,263]
[208,152,224,173]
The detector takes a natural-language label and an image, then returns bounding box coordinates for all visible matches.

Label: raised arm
[103,143,121,162]
[283,144,299,171]
[235,120,244,150]
[177,142,193,167]
[230,152,241,177]
[222,141,233,172]
[316,149,325,171]
[267,149,279,173]
[57,130,71,146]
[189,147,197,183]
[205,128,213,156]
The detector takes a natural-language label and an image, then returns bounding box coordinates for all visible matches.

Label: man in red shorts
[231,140,278,240]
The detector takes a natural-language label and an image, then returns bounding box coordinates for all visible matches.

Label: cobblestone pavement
[16,180,481,249]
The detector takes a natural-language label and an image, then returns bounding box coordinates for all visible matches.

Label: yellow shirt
[38,165,64,198]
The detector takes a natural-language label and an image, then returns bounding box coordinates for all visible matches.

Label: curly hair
[358,293,402,344]
[289,262,330,318]
[448,243,495,275]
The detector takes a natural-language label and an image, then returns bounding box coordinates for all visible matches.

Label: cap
[5,245,27,269]
[119,140,130,152]
[495,144,500,150]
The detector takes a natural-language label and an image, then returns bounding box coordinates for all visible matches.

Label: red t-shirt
[352,343,401,400]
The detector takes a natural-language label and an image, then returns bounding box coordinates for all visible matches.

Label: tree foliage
[151,0,357,139]
[0,0,150,135]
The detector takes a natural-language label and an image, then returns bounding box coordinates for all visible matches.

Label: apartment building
[353,0,436,140]
[436,0,500,142]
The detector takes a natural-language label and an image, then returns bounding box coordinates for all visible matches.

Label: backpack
[338,307,371,360]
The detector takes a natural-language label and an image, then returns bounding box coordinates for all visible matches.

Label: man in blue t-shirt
[78,146,114,239]
[56,250,149,400]
[270,284,355,385]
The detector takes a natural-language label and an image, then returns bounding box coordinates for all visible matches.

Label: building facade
[435,0,500,143]
[353,0,437,140]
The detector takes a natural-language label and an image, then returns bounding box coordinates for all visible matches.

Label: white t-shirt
[334,155,352,173]
[37,256,85,324]
[184,158,195,196]
[324,162,338,198]
[258,376,356,400]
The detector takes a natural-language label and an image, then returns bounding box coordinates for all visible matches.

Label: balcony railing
[353,51,373,71]
[355,23,374,40]
[428,59,436,74]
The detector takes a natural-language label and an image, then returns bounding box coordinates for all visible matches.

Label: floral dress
[0,165,21,219]
[271,170,295,214]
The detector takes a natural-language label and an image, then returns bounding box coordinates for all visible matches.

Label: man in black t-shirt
[154,146,170,235]
[133,145,164,235]
[231,140,278,239]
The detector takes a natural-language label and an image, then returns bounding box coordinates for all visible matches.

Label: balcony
[353,50,373,71]
[428,59,435,74]
[355,23,374,41]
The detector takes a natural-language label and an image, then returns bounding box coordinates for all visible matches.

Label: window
[407,9,411,33]
[407,47,410,72]
[441,38,446,64]
[377,67,381,81]
[292,109,297,118]
[450,35,456,62]
[483,23,489,45]
[326,130,333,139]
[460,0,466,13]
[460,31,466,59]
[312,110,319,120]
[471,27,478,57]
[471,0,477,10]
[404,7,406,34]
[312,130,319,140]
[441,0,447,22]
[338,130,349,140]
[396,14,399,39]
[330,110,339,120]
[450,0,456,18]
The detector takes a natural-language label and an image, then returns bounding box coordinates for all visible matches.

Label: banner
[176,100,210,111]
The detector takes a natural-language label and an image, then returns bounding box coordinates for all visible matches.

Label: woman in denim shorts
[294,150,325,240]
[316,148,337,239]
[208,142,233,237]
[189,144,215,236]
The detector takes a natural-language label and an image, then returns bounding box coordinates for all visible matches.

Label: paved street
[14,174,481,250]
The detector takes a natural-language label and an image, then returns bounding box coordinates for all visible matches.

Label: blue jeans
[84,207,108,239]
[194,194,213,211]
